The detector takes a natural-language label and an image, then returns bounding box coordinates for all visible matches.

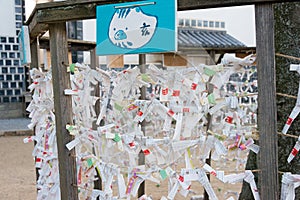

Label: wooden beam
[39,37,96,51]
[30,0,138,24]
[31,0,300,13]
[255,3,279,200]
[25,1,135,40]
[178,47,256,56]
[49,22,78,200]
[36,3,97,23]
[26,0,299,41]
[27,10,48,42]
[177,0,298,10]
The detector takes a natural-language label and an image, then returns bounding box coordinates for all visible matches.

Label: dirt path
[0,136,36,200]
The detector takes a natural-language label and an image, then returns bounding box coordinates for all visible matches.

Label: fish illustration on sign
[108,6,157,49]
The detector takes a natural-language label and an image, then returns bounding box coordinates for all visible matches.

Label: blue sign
[96,0,177,55]
[18,26,31,65]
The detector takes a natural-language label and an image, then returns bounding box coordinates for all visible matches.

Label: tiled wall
[0,0,26,103]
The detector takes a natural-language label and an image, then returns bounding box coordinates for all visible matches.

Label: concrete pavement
[0,118,33,136]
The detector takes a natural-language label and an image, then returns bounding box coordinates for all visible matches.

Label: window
[0,45,2,50]
[0,75,4,81]
[2,67,8,73]
[203,21,208,27]
[7,90,13,95]
[78,53,84,63]
[9,37,14,43]
[5,45,11,51]
[11,97,18,102]
[18,67,23,73]
[6,60,12,65]
[2,82,8,88]
[14,75,20,80]
[0,90,4,95]
[221,22,225,28]
[191,20,196,27]
[15,0,21,5]
[14,60,19,66]
[209,21,214,28]
[10,53,15,58]
[3,97,9,102]
[1,53,7,59]
[15,89,21,95]
[0,60,3,66]
[71,52,77,63]
[7,75,12,80]
[67,22,77,39]
[18,82,23,88]
[215,21,220,28]
[10,67,16,73]
[15,7,22,14]
[185,19,190,27]
[1,37,6,43]
[16,22,22,28]
[15,15,22,21]
[11,82,17,88]
[197,20,202,27]
[178,19,184,26]
[77,21,83,28]
[13,45,19,51]
[77,32,83,40]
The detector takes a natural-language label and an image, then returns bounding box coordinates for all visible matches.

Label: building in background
[176,18,248,64]
[0,0,252,119]
[67,21,84,63]
[0,0,27,118]
[0,0,84,118]
[97,18,249,69]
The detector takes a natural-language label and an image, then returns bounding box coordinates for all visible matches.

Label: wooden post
[27,38,38,90]
[30,39,40,69]
[139,54,147,99]
[255,3,279,200]
[90,48,102,194]
[90,48,100,125]
[49,22,79,200]
[208,50,216,65]
[138,54,146,198]
[90,48,99,71]
[29,39,40,182]
[203,75,215,200]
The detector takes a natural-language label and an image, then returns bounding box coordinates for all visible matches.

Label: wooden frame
[25,1,299,199]
[26,0,297,40]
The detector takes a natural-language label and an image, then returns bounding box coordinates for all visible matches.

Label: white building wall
[0,0,16,36]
